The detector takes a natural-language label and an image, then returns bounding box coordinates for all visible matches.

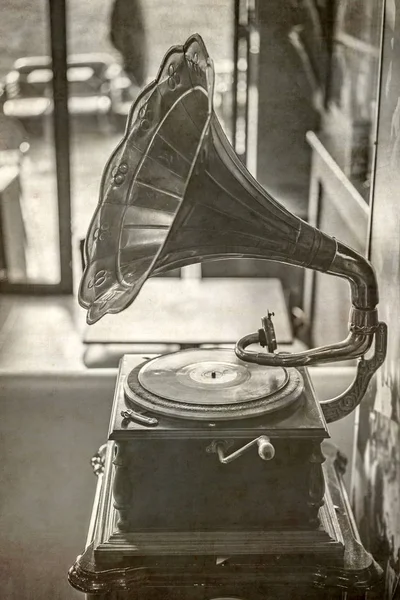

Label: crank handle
[206,436,275,464]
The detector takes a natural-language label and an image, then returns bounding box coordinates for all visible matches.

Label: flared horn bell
[79,34,377,325]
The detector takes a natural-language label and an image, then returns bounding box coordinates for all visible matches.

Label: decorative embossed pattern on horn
[79,34,213,324]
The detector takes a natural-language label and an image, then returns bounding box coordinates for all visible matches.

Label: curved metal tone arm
[234,239,388,421]
[235,241,385,368]
[329,241,378,310]
[236,328,374,367]
[237,323,387,423]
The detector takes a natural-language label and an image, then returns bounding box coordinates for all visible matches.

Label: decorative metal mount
[90,444,107,477]
[321,321,387,423]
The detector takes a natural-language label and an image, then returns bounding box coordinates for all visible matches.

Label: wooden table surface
[84,277,293,345]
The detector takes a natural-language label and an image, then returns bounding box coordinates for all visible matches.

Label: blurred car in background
[2,54,233,137]
[2,53,137,135]
[3,56,52,135]
[0,82,30,166]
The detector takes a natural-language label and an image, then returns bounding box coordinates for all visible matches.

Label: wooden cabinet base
[69,444,382,599]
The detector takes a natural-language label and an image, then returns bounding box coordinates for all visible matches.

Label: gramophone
[77,35,386,563]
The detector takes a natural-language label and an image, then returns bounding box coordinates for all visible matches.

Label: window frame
[0,0,246,296]
[0,0,73,295]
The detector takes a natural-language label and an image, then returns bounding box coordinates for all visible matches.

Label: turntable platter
[124,349,304,420]
[139,349,288,404]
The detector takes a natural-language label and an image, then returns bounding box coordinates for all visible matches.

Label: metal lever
[121,409,158,427]
[206,436,275,464]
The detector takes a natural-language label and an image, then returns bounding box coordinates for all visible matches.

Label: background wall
[0,371,116,600]
[352,2,400,598]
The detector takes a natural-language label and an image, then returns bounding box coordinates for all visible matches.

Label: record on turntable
[124,348,304,420]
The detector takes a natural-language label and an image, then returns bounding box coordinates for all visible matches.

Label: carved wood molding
[68,442,383,595]
[68,548,381,595]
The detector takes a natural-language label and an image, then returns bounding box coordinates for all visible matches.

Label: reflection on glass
[323,0,384,200]
[0,3,61,284]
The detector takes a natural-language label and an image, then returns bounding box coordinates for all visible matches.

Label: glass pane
[0,0,61,284]
[324,1,384,201]
[67,0,234,286]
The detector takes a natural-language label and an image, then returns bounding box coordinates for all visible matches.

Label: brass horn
[79,34,386,404]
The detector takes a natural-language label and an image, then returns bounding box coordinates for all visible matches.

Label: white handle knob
[257,436,275,461]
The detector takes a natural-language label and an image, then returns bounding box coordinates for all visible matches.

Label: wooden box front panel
[118,438,318,531]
